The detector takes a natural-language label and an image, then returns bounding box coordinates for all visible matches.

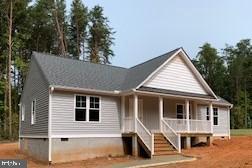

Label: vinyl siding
[51,92,121,135]
[20,58,49,136]
[144,54,208,95]
[198,105,229,136]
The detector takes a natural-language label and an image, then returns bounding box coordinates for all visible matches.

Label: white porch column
[159,96,163,131]
[121,96,125,132]
[185,99,190,132]
[209,102,213,133]
[134,94,138,132]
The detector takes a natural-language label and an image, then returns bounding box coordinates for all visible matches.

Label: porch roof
[137,86,216,99]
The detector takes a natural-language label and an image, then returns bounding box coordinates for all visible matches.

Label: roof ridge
[129,47,181,69]
[32,51,128,70]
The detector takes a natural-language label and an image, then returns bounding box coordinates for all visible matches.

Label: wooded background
[0,0,251,140]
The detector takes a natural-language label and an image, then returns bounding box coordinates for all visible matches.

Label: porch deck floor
[110,155,196,168]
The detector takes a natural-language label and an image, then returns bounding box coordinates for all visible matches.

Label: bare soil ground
[0,136,252,168]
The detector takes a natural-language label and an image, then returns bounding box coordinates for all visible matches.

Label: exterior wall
[141,96,159,132]
[198,104,229,136]
[144,54,208,95]
[51,91,121,136]
[51,137,124,163]
[20,58,49,136]
[20,138,49,162]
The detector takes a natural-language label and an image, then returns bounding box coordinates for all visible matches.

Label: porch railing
[164,118,211,133]
[161,119,181,153]
[136,118,153,154]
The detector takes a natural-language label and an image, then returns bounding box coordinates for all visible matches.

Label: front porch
[121,94,215,156]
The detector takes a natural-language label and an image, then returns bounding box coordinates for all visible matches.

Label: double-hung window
[206,107,210,120]
[75,95,100,122]
[176,104,184,119]
[213,108,218,125]
[89,97,100,121]
[31,100,36,124]
[75,96,87,121]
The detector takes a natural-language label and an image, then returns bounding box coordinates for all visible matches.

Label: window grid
[75,95,100,122]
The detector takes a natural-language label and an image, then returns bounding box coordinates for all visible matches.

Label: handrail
[161,119,181,153]
[135,118,153,153]
[164,118,211,133]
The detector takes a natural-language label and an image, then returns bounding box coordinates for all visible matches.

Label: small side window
[206,107,210,120]
[31,100,36,124]
[21,104,25,121]
[213,108,218,125]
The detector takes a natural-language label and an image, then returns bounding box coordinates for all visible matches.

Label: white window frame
[31,99,36,125]
[213,107,218,126]
[206,107,210,121]
[89,96,101,122]
[176,104,185,119]
[74,95,87,121]
[21,104,25,121]
[74,94,101,122]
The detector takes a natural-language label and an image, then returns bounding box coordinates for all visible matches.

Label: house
[19,48,232,163]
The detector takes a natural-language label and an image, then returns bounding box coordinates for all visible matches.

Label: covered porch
[121,93,215,155]
[121,94,214,134]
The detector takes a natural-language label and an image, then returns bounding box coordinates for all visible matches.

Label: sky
[66,0,252,68]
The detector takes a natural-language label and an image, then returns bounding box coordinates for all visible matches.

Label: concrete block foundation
[51,137,125,163]
[20,138,49,162]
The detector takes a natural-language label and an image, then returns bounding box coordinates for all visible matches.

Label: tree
[53,0,68,56]
[69,0,88,59]
[87,5,115,64]
[193,43,227,97]
[224,39,252,128]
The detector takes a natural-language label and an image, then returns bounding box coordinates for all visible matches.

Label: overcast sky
[66,0,252,68]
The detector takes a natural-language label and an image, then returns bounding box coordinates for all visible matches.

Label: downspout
[48,86,54,163]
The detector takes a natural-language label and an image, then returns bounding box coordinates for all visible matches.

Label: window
[89,97,100,121]
[75,96,86,121]
[176,104,184,119]
[31,100,36,124]
[21,104,25,121]
[206,107,210,120]
[213,108,218,125]
[75,95,100,122]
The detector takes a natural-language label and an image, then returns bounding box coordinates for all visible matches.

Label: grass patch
[231,129,252,136]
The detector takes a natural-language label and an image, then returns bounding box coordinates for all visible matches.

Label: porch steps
[154,133,176,156]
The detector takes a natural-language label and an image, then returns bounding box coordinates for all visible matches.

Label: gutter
[49,85,121,96]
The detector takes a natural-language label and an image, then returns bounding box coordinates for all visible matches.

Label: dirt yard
[0,136,252,168]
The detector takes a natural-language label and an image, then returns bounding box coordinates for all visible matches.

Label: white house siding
[198,105,229,136]
[141,96,159,132]
[20,58,49,136]
[143,54,208,95]
[51,92,121,136]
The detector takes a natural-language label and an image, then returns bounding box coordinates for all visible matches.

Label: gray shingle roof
[33,48,180,91]
[33,49,231,105]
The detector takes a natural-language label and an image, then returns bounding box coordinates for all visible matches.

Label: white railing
[161,119,181,153]
[136,118,153,154]
[123,117,134,132]
[164,118,211,133]
[190,120,211,133]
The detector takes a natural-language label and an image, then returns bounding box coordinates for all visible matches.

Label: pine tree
[87,5,115,64]
[69,0,88,59]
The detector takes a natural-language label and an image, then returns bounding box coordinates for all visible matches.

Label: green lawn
[231,129,252,136]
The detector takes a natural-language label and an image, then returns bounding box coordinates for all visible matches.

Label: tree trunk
[53,0,66,56]
[8,0,13,138]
